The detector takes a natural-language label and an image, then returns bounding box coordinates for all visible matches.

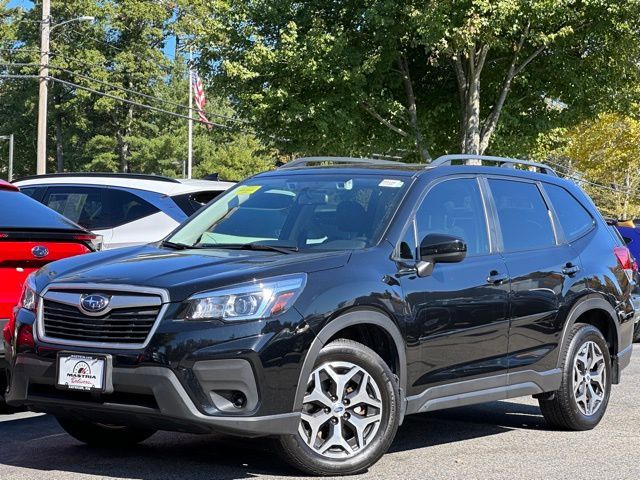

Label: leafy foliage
[191,0,640,161]
[535,113,640,218]
[0,0,272,181]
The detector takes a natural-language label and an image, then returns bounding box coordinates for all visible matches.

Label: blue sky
[7,0,31,9]
[7,0,176,59]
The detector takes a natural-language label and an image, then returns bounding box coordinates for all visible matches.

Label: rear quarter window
[544,183,595,241]
[171,191,224,215]
[106,189,160,227]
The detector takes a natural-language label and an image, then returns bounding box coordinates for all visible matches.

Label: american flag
[192,71,212,129]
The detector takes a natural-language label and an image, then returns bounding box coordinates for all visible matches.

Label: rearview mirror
[416,234,467,276]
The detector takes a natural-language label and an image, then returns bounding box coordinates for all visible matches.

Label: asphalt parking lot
[1,349,639,480]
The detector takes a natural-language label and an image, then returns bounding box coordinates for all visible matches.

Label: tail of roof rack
[431,154,557,176]
[279,156,404,169]
[15,172,181,184]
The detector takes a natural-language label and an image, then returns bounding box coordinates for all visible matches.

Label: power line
[543,157,637,196]
[1,61,251,125]
[0,70,238,131]
[51,76,233,129]
[0,47,42,54]
[0,74,39,80]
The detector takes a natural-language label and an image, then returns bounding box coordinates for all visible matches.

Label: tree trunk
[398,55,431,162]
[117,101,134,173]
[455,44,488,162]
[623,168,631,219]
[464,75,481,155]
[453,24,546,157]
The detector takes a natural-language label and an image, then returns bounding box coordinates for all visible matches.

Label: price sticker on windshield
[379,179,404,188]
[235,185,262,195]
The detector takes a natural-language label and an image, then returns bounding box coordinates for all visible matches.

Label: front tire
[539,323,611,431]
[633,322,640,343]
[279,339,400,476]
[56,417,156,447]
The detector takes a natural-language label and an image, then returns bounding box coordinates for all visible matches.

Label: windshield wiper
[196,242,299,254]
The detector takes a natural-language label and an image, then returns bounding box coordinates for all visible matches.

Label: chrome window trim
[35,283,169,350]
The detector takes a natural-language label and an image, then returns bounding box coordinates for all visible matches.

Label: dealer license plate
[57,354,107,392]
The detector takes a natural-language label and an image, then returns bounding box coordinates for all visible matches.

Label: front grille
[42,298,161,344]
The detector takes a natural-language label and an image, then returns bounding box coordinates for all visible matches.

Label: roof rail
[15,172,181,184]
[279,156,403,169]
[431,154,557,176]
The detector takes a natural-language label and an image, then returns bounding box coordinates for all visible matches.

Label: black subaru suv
[4,155,635,475]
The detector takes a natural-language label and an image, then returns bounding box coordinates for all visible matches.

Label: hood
[36,244,350,302]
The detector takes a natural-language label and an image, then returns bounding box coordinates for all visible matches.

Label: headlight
[19,273,37,312]
[179,274,307,322]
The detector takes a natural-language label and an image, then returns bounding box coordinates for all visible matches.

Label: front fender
[292,309,407,418]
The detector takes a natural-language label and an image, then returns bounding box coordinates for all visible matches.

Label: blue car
[614,220,640,341]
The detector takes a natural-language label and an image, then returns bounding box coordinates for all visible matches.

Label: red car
[0,179,99,405]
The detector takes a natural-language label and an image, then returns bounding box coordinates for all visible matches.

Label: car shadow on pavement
[0,400,547,479]
[391,400,548,454]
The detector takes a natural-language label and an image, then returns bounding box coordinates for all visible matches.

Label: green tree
[535,113,640,218]
[0,0,273,179]
[191,0,640,162]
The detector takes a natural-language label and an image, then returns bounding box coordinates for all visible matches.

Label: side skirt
[405,369,562,415]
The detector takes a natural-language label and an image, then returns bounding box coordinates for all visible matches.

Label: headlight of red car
[3,273,37,345]
[18,272,37,312]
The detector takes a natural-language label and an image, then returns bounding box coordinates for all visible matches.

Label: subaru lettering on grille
[80,294,111,314]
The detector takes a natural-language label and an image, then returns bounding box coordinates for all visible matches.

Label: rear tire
[56,417,156,447]
[633,322,640,343]
[539,323,611,431]
[278,339,400,476]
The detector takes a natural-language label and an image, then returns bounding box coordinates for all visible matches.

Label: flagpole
[187,47,193,180]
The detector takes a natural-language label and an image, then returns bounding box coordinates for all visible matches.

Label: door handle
[487,271,508,285]
[562,263,580,276]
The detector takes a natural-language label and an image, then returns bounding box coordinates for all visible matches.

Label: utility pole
[36,0,51,175]
[0,134,14,181]
[187,47,193,180]
[8,134,13,181]
[35,5,93,176]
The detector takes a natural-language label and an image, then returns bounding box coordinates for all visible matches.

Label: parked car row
[15,173,234,250]
[1,156,636,475]
[0,173,233,408]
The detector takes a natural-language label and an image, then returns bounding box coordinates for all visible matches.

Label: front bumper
[6,354,300,437]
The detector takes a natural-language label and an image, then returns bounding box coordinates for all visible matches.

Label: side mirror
[416,233,467,277]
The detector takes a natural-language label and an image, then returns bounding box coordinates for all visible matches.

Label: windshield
[167,174,410,251]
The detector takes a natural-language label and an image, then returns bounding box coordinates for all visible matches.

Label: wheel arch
[558,294,620,368]
[293,309,407,415]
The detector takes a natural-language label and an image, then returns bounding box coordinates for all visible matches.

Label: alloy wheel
[572,340,607,416]
[298,361,383,459]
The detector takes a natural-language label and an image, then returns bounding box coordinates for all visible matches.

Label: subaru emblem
[31,245,49,258]
[80,294,111,314]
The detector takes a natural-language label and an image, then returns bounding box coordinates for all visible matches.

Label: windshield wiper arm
[240,243,299,254]
[196,242,299,254]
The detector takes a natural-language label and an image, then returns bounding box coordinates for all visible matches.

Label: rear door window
[42,187,111,230]
[544,183,595,241]
[489,179,556,252]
